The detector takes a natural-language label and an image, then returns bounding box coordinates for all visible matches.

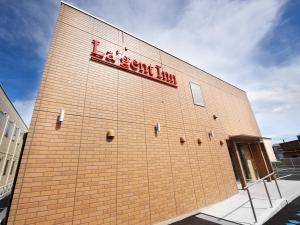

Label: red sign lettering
[90,40,178,88]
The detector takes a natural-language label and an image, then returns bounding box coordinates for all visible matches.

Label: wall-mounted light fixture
[180,137,186,144]
[107,129,115,139]
[155,122,161,134]
[208,130,214,140]
[197,138,202,145]
[58,109,65,123]
[213,115,218,120]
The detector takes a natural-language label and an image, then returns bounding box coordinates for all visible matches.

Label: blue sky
[0,0,299,143]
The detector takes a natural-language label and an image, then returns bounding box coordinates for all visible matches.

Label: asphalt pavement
[264,195,300,225]
[171,216,218,225]
[171,174,300,225]
[279,174,300,181]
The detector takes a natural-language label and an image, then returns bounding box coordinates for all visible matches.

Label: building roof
[0,84,28,129]
[229,134,264,143]
[280,139,300,145]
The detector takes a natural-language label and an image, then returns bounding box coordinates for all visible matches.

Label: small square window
[190,82,205,106]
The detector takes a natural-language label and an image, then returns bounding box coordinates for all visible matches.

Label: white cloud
[77,0,298,142]
[0,0,59,57]
[6,0,299,142]
[13,100,35,127]
[154,0,285,75]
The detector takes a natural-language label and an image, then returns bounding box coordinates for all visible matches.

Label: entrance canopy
[227,134,273,188]
[229,134,265,143]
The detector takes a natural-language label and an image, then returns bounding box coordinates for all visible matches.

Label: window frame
[0,111,4,121]
[4,121,13,138]
[190,82,205,107]
[18,132,23,145]
[12,127,19,141]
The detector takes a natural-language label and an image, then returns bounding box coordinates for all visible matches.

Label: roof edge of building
[60,1,246,93]
[0,84,28,130]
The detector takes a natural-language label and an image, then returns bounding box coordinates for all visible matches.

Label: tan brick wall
[8,3,261,225]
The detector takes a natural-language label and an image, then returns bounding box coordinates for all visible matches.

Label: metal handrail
[243,171,275,189]
[273,159,300,180]
[238,171,282,223]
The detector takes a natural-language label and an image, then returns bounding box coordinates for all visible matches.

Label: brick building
[8,2,273,225]
[279,137,300,158]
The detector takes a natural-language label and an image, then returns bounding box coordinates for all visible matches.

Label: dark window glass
[0,111,4,120]
[13,127,18,137]
[10,161,15,175]
[3,160,10,176]
[5,121,13,137]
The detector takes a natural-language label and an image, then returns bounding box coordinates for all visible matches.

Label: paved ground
[0,194,11,224]
[197,180,300,225]
[172,194,300,225]
[170,180,300,225]
[171,216,218,225]
[264,195,300,225]
[0,194,10,208]
[279,174,300,181]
